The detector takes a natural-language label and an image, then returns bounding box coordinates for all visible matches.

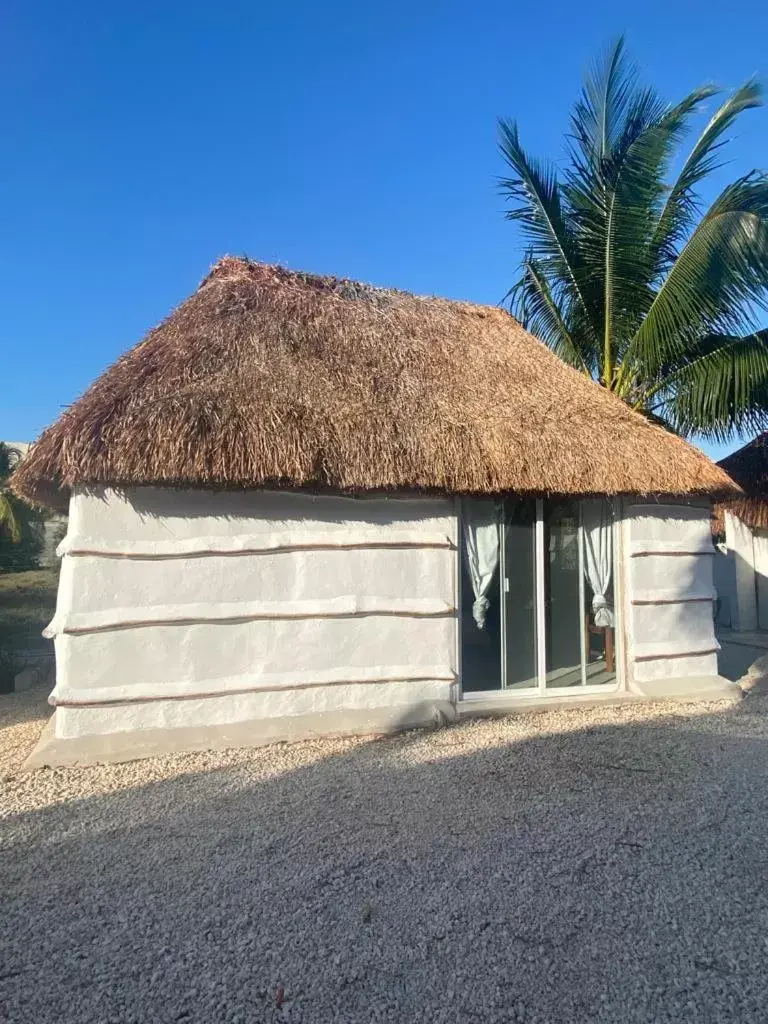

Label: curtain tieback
[472,596,490,629]
[591,593,613,628]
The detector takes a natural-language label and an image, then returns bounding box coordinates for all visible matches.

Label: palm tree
[499,38,768,440]
[0,443,23,543]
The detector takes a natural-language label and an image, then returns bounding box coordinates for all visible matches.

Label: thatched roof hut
[13,258,737,512]
[21,259,743,768]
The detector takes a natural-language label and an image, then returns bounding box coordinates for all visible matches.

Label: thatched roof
[714,434,768,532]
[13,258,739,512]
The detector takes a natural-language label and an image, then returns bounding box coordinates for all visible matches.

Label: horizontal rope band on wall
[629,540,714,557]
[50,665,458,707]
[632,642,720,662]
[58,529,455,560]
[46,596,455,638]
[631,586,717,604]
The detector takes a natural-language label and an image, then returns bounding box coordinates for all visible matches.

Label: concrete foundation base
[24,676,744,769]
[630,675,743,702]
[24,700,458,769]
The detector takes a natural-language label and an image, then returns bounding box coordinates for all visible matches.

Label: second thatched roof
[715,434,768,531]
[13,258,738,511]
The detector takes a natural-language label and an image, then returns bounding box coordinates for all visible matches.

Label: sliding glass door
[460,497,618,695]
[460,500,502,693]
[502,501,538,689]
[580,499,617,685]
[544,501,583,688]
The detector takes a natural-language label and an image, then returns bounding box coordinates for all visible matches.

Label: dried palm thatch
[714,434,768,532]
[13,258,739,512]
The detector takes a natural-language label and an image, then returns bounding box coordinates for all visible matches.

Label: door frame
[457,496,625,700]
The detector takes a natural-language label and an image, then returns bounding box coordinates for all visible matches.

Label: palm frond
[0,492,22,543]
[507,255,593,373]
[620,173,768,388]
[570,87,705,379]
[644,330,768,440]
[0,444,27,544]
[0,443,22,479]
[570,36,637,166]
[498,120,598,344]
[652,80,763,269]
[567,79,714,382]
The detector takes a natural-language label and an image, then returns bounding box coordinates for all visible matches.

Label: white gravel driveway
[3,686,768,1024]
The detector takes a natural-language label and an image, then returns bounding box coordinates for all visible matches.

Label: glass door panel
[582,499,617,685]
[544,500,584,688]
[460,500,502,692]
[503,500,538,689]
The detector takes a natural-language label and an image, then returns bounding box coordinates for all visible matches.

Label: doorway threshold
[457,688,635,719]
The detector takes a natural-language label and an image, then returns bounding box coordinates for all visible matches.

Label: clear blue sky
[4,0,767,463]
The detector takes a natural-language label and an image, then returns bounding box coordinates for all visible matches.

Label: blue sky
[3,0,767,463]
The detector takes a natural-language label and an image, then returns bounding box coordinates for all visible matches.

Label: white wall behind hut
[49,487,458,739]
[720,512,768,632]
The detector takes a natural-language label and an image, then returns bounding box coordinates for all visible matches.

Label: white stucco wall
[49,487,459,739]
[624,501,720,684]
[720,512,768,632]
[39,488,738,760]
[713,542,736,629]
[754,530,768,631]
[725,512,758,632]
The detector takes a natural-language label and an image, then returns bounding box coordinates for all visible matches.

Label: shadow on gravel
[718,637,768,682]
[3,698,768,1024]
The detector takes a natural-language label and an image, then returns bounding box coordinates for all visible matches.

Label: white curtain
[462,499,500,629]
[582,499,614,628]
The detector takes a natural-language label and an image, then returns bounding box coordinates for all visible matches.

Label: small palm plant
[500,38,768,440]
[0,443,22,543]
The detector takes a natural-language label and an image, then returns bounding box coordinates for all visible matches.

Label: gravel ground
[3,688,768,1024]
